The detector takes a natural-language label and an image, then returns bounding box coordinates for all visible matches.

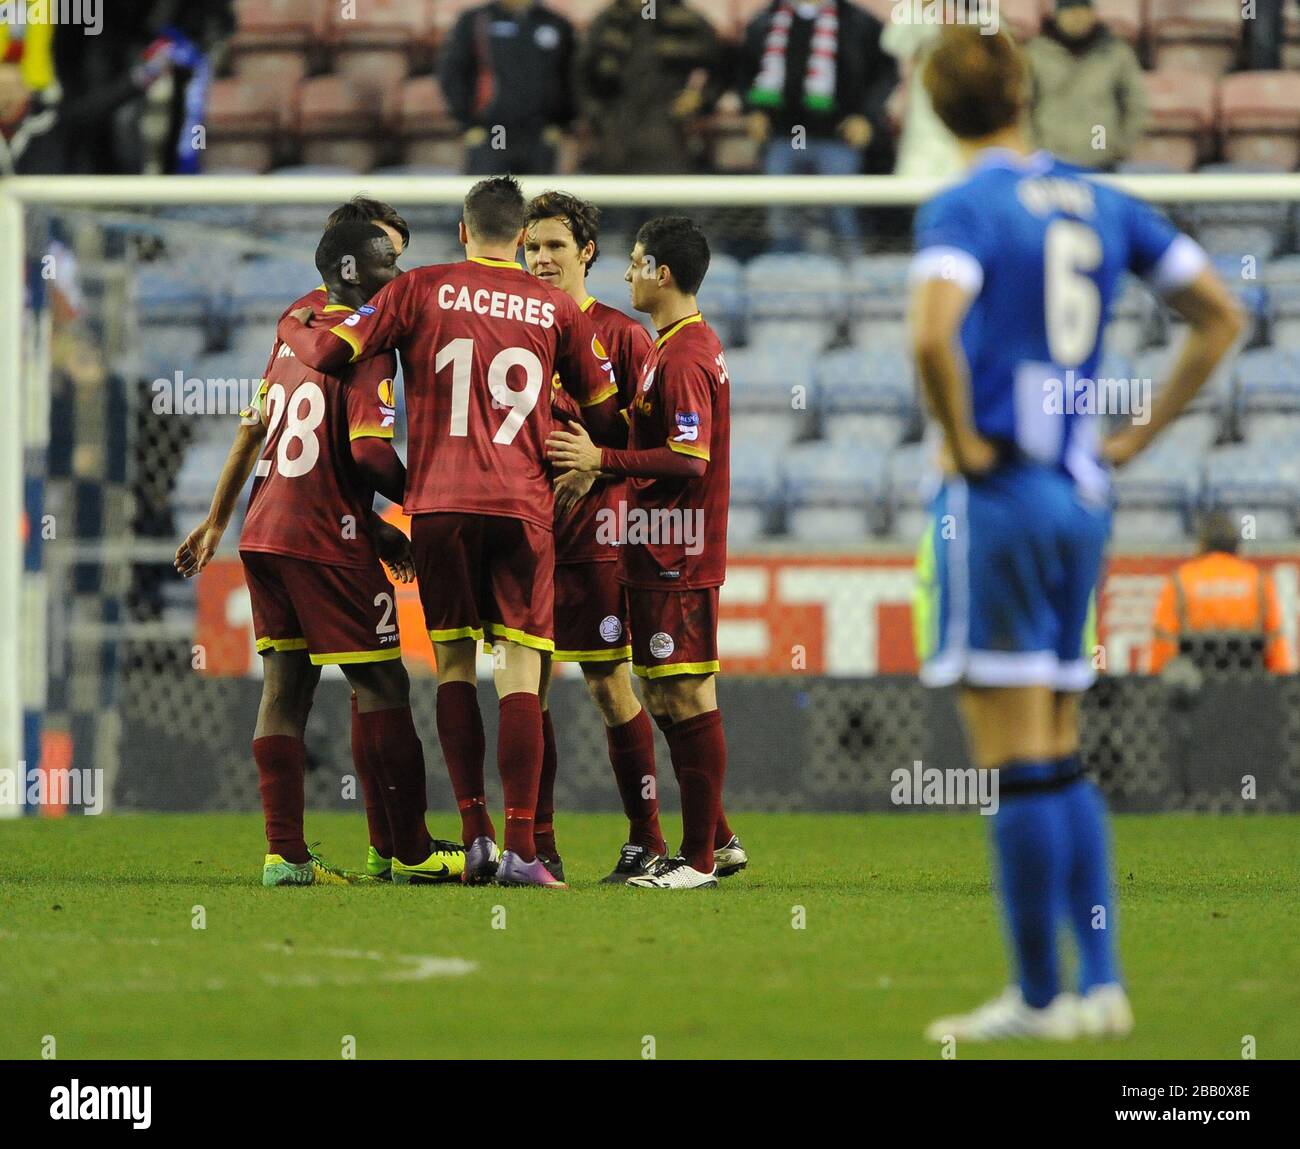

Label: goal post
[3,170,1299,818]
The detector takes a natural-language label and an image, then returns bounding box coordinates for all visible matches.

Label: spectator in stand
[881,15,960,180]
[1026,0,1147,172]
[739,0,897,250]
[1149,512,1294,676]
[578,0,725,174]
[0,0,212,174]
[439,0,577,175]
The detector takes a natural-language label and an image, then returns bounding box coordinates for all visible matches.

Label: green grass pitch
[2,812,1296,1060]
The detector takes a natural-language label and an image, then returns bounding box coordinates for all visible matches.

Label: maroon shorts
[410,512,555,652]
[626,586,720,679]
[240,550,402,665]
[554,560,631,663]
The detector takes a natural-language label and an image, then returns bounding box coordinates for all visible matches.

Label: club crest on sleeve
[377,379,395,407]
[649,632,675,660]
[358,304,377,315]
[592,334,608,360]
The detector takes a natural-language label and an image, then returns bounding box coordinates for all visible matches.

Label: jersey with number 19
[910,148,1208,692]
[315,257,616,529]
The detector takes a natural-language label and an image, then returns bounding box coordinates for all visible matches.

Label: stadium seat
[201,77,283,174]
[1109,438,1200,543]
[225,255,320,320]
[783,442,888,542]
[398,76,464,172]
[1236,348,1300,412]
[884,441,937,543]
[135,268,213,325]
[744,254,847,348]
[696,253,745,344]
[228,0,322,103]
[1269,280,1300,349]
[1085,0,1145,45]
[723,344,817,449]
[1203,443,1300,541]
[1136,343,1237,415]
[295,76,387,171]
[816,346,914,417]
[1129,71,1217,173]
[328,0,426,115]
[1218,72,1300,171]
[1149,0,1242,76]
[1104,275,1156,357]
[730,438,782,539]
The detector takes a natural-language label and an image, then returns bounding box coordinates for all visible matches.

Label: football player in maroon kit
[275,177,624,888]
[178,222,467,886]
[547,216,745,890]
[177,198,415,882]
[522,190,673,884]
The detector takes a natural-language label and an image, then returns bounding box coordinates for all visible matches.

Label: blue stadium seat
[815,346,914,417]
[1236,347,1300,411]
[1110,440,1200,543]
[1203,443,1300,541]
[135,267,212,324]
[696,253,744,344]
[884,441,937,542]
[1103,274,1155,356]
[723,344,816,414]
[744,254,845,347]
[1135,345,1236,413]
[730,438,782,539]
[225,256,321,320]
[782,441,887,541]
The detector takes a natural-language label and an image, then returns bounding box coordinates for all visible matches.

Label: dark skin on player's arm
[173,410,415,584]
[280,306,356,374]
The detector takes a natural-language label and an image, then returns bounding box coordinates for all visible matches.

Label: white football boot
[925,987,1081,1043]
[627,856,719,889]
[1076,983,1135,1038]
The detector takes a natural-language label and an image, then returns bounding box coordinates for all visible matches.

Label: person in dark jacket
[439,0,577,175]
[740,0,897,249]
[578,0,726,174]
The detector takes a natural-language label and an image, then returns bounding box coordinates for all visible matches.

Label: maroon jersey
[307,258,617,530]
[552,296,654,565]
[240,296,398,568]
[619,314,730,591]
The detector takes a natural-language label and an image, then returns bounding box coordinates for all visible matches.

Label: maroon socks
[252,735,308,863]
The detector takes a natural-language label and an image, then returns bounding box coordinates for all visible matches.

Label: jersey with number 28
[240,297,398,569]
[911,149,1206,484]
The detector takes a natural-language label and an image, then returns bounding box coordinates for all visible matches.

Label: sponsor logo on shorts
[599,615,623,643]
[649,632,675,660]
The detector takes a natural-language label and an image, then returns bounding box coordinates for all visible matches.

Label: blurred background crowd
[3,0,1300,180]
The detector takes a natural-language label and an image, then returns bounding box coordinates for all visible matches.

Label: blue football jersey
[911,149,1206,492]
